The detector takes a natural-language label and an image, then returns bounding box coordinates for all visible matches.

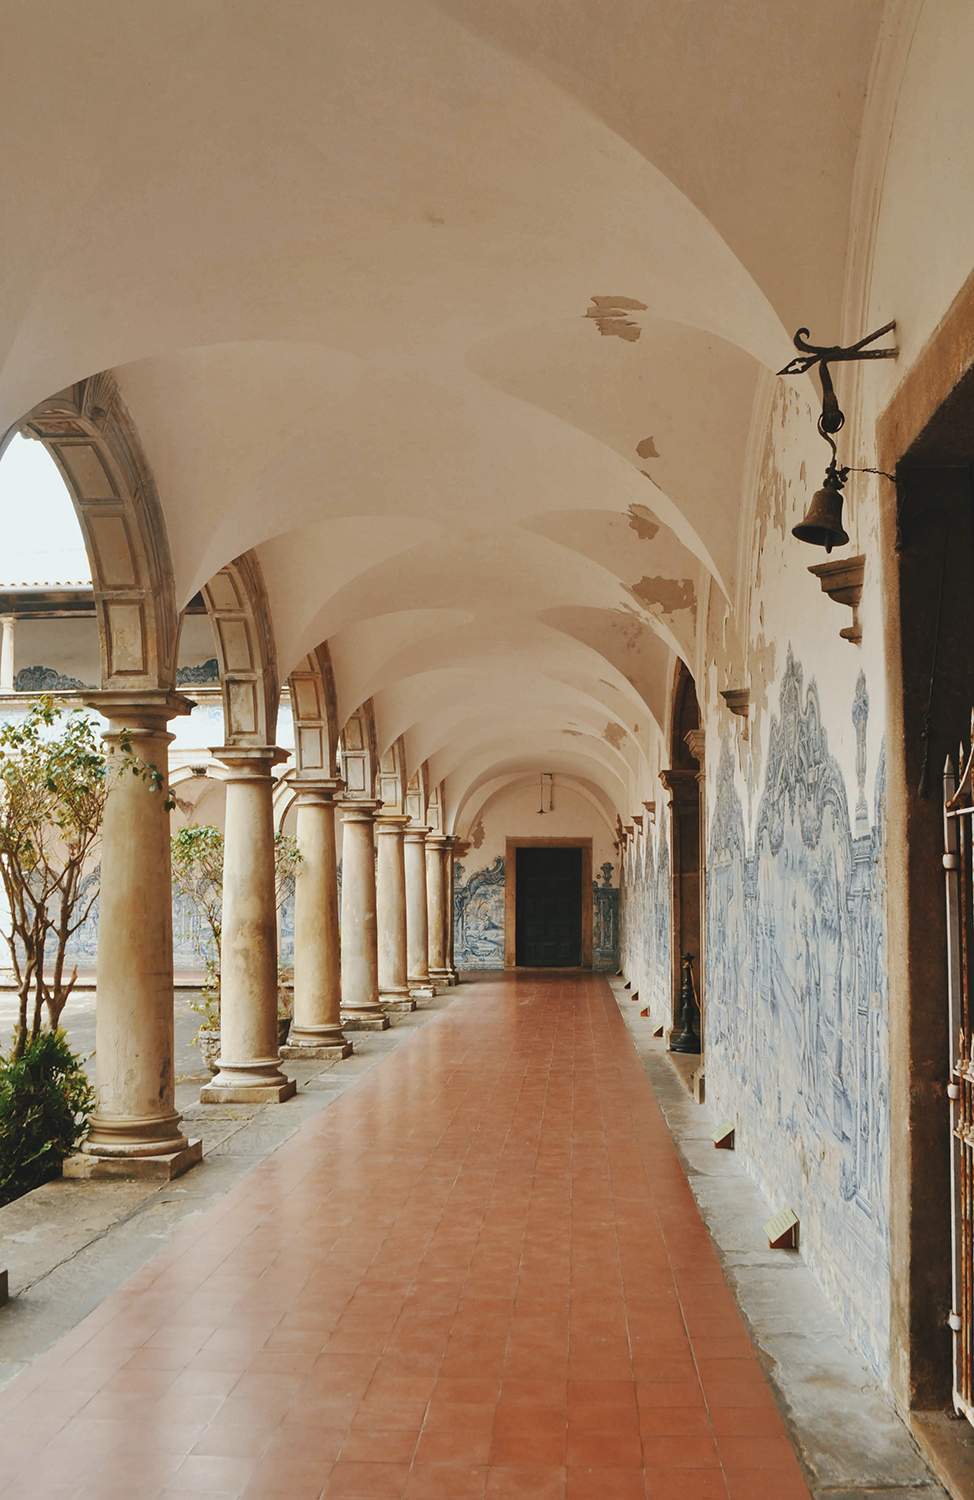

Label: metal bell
[792,462,849,552]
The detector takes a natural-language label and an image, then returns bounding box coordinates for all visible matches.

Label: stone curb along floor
[0,997,455,1392]
[609,979,948,1500]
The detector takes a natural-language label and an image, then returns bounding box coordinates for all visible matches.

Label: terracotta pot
[197,1028,221,1074]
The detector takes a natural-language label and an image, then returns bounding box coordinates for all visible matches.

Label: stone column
[427,833,451,984]
[202,747,297,1103]
[443,834,459,985]
[339,800,389,1031]
[0,616,14,692]
[69,691,201,1179]
[281,777,352,1060]
[404,824,432,996]
[376,812,415,1012]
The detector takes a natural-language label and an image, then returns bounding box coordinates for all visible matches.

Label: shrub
[0,1028,94,1206]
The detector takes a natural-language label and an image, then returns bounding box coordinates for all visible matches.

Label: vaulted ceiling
[0,0,887,824]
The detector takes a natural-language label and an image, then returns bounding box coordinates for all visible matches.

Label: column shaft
[427,834,450,982]
[404,826,432,993]
[340,800,389,1030]
[283,779,351,1059]
[443,834,459,984]
[202,747,296,1103]
[376,813,414,1011]
[0,617,14,692]
[78,692,200,1177]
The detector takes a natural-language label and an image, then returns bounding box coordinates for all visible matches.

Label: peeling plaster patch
[585,295,647,342]
[636,436,659,460]
[562,729,583,737]
[604,721,626,749]
[631,576,696,614]
[469,817,486,850]
[627,503,660,542]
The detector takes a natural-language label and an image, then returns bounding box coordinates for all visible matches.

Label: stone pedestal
[405,825,431,993]
[426,834,452,984]
[340,800,389,1030]
[81,692,200,1169]
[201,747,297,1104]
[283,778,352,1060]
[376,813,414,1012]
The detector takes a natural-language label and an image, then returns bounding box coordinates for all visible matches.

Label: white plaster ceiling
[0,0,887,823]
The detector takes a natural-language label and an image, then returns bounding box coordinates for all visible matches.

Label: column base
[429,968,453,984]
[409,985,436,1000]
[382,995,416,1012]
[200,1078,297,1103]
[280,1040,353,1060]
[341,1011,390,1031]
[63,1139,202,1181]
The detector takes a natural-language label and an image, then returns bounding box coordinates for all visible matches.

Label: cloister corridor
[0,974,809,1500]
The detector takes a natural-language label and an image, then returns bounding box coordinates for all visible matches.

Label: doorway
[514,846,583,966]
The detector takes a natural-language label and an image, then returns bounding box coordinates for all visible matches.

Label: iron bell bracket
[778,321,898,442]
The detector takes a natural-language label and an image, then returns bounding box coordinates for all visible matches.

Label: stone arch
[288,643,340,777]
[405,763,429,826]
[426,778,444,834]
[339,697,378,799]
[200,551,279,746]
[377,736,408,813]
[18,373,178,691]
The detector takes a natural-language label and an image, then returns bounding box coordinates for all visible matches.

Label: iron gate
[943,744,974,1420]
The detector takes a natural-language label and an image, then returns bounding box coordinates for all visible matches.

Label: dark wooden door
[515,847,582,966]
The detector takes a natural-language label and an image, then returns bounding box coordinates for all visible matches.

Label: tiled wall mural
[454,856,505,968]
[593,862,620,972]
[619,826,671,1022]
[706,652,889,1378]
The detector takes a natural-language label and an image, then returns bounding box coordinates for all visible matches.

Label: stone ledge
[280,1041,353,1060]
[912,1411,974,1500]
[62,1139,203,1181]
[199,1080,297,1104]
[341,1013,390,1032]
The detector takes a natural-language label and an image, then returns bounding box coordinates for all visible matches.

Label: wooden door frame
[504,837,593,968]
[877,262,974,1416]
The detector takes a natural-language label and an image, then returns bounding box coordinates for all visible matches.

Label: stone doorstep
[341,1013,390,1031]
[199,1079,298,1104]
[62,1139,203,1182]
[912,1411,974,1500]
[279,1041,353,1060]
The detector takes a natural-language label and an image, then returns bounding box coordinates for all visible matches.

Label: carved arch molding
[20,374,178,692]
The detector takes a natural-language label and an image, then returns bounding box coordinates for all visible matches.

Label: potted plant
[172,824,301,1070]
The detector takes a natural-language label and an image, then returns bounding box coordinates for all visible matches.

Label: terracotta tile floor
[0,973,812,1500]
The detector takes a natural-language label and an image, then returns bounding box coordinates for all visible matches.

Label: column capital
[85,689,196,728]
[375,812,411,832]
[339,797,382,822]
[404,824,430,842]
[210,745,290,779]
[425,832,450,849]
[288,774,344,805]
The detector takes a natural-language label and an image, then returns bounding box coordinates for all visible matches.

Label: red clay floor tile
[0,973,811,1500]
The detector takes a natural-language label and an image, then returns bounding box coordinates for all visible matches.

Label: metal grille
[943,744,974,1419]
